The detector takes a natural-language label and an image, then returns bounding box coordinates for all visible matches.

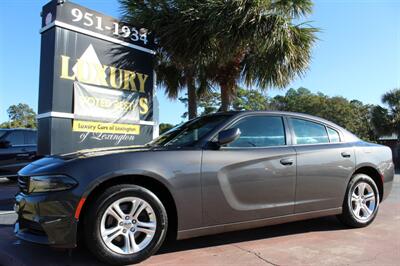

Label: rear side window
[327,127,340,143]
[290,118,329,145]
[228,116,286,148]
[5,131,24,145]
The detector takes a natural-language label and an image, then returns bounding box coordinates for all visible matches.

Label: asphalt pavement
[0,175,399,266]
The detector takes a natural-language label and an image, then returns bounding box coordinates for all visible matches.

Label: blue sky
[0,0,399,125]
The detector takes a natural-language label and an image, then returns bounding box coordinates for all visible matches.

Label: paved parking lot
[0,175,399,266]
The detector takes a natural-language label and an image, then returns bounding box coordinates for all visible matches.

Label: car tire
[337,173,380,228]
[84,184,168,265]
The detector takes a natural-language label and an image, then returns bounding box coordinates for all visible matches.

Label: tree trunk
[187,79,197,119]
[216,51,245,112]
[220,82,230,112]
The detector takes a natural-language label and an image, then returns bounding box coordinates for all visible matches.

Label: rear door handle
[341,152,351,158]
[280,158,294,166]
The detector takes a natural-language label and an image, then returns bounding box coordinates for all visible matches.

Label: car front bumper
[14,191,79,248]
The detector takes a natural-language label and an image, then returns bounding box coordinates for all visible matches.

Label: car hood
[20,145,169,176]
[58,145,155,160]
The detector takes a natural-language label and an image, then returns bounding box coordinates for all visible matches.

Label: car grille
[18,176,29,193]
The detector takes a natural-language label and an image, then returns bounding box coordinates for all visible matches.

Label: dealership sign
[37,0,158,155]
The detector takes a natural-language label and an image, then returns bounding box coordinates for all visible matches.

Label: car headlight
[28,175,78,193]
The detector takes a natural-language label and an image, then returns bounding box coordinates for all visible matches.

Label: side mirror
[0,140,11,148]
[217,128,241,146]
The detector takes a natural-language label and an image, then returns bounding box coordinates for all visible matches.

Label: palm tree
[119,0,213,119]
[156,53,197,119]
[156,53,213,119]
[382,89,400,124]
[200,0,318,111]
[373,89,400,140]
[119,0,318,114]
[382,89,400,170]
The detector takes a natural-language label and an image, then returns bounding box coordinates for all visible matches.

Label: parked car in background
[14,112,394,265]
[0,129,37,181]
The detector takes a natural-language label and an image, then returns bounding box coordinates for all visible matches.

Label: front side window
[290,118,329,145]
[227,116,286,148]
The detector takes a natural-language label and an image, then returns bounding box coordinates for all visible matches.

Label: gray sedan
[15,111,394,265]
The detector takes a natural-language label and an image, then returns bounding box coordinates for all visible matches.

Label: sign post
[37,0,158,155]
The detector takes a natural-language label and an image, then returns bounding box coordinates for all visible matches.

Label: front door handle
[341,152,351,158]
[280,158,294,166]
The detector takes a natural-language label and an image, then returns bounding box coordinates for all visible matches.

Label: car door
[288,117,356,213]
[201,114,296,226]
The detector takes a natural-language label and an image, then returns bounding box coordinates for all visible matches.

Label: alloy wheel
[350,182,376,221]
[100,197,157,255]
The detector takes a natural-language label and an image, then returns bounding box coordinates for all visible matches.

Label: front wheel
[337,173,380,227]
[84,184,168,265]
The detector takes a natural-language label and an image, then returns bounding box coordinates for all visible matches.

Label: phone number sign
[41,0,156,52]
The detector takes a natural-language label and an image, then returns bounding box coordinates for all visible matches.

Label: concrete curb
[0,211,17,225]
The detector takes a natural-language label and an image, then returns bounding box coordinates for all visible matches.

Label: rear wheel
[84,185,168,265]
[337,173,379,227]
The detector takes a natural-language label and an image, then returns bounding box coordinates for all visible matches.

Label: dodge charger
[14,111,394,265]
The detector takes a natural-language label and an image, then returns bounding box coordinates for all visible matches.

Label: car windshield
[148,114,231,147]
